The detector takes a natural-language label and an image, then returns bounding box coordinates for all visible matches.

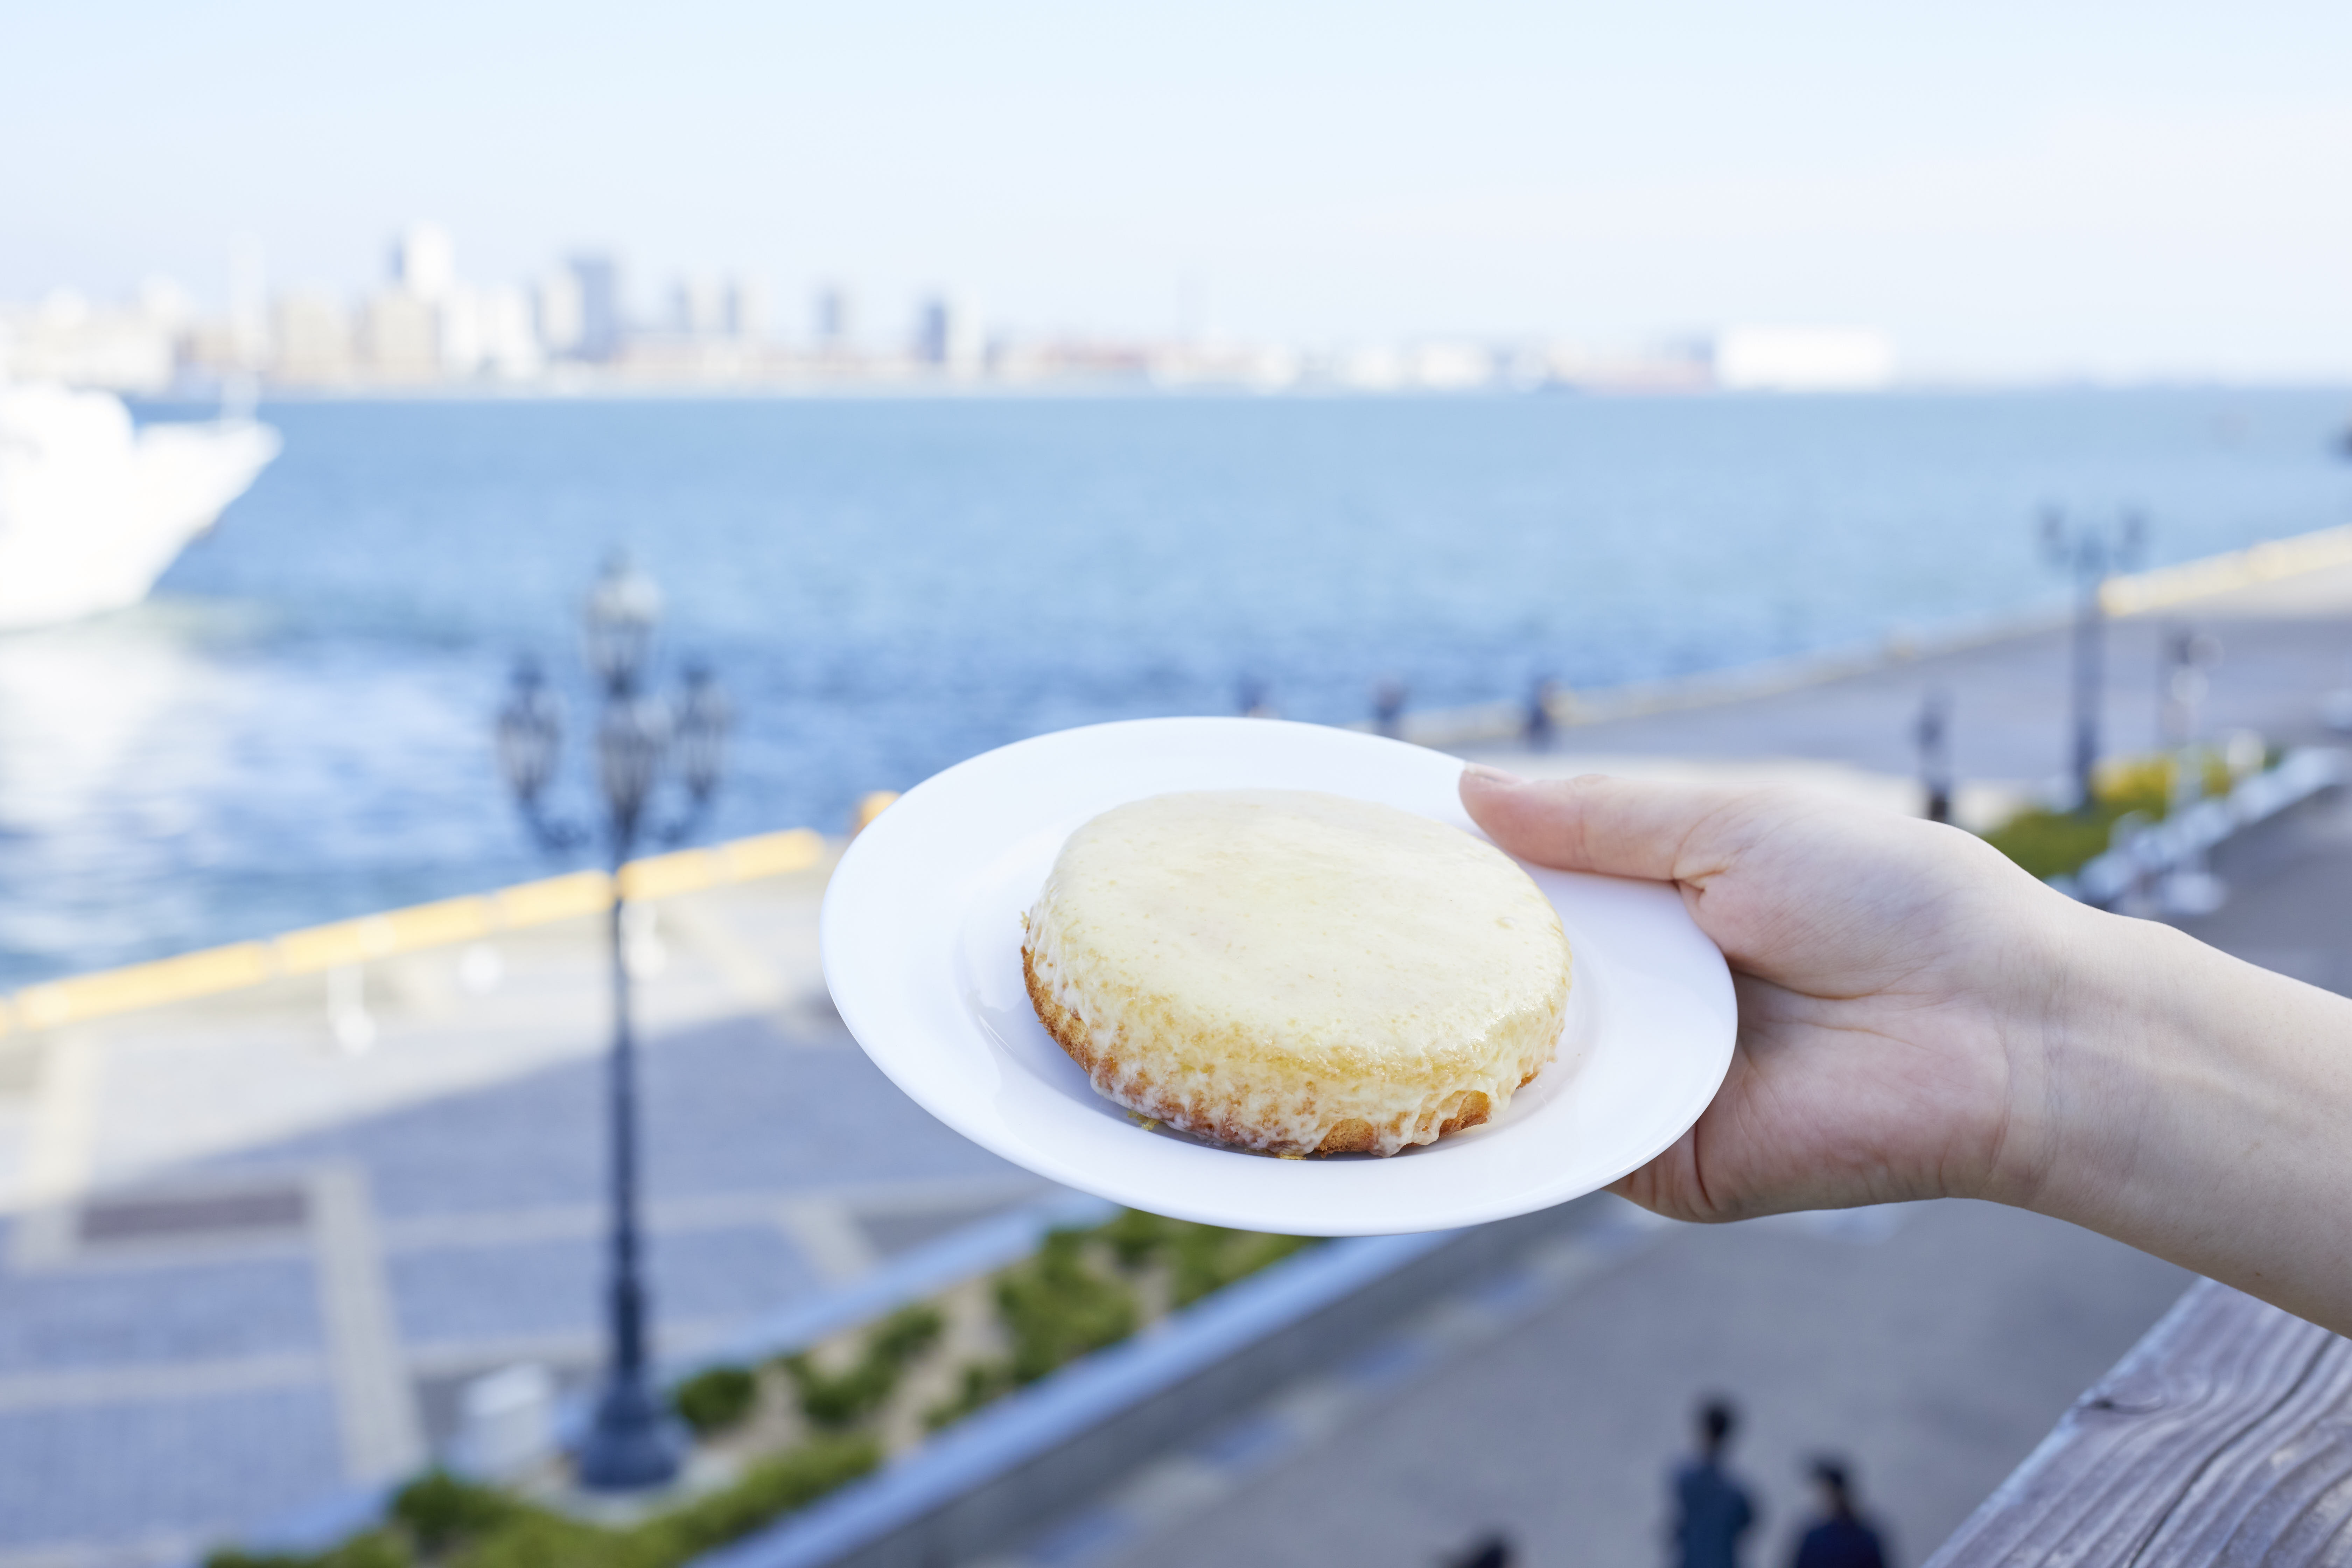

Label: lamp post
[2039,508,2145,811]
[1914,689,1952,824]
[495,554,732,1492]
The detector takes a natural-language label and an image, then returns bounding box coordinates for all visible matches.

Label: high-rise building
[725,276,766,343]
[672,274,726,338]
[393,223,456,303]
[478,287,541,378]
[568,254,623,362]
[535,271,584,358]
[914,293,980,373]
[813,285,853,351]
[437,286,485,377]
[228,234,268,369]
[272,289,354,383]
[361,289,439,381]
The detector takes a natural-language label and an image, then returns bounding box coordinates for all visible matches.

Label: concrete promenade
[1447,536,2352,820]
[5,535,2352,1564]
[0,854,1064,1565]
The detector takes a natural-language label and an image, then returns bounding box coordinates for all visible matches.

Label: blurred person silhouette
[1788,1459,1888,1568]
[1671,1397,1757,1568]
[1373,677,1408,738]
[1524,676,1558,749]
[1238,676,1278,719]
[1441,1531,1514,1568]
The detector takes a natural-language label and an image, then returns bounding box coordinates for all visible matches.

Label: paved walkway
[0,859,1060,1566]
[989,1199,2187,1568]
[1460,558,2352,820]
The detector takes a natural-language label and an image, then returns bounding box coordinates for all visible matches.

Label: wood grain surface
[1928,1279,2352,1566]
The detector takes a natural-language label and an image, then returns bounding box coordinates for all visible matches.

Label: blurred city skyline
[6,0,2352,382]
[3,215,1904,394]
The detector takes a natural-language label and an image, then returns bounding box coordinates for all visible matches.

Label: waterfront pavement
[1454,554,2352,819]
[0,856,1065,1566]
[7,554,2352,1565]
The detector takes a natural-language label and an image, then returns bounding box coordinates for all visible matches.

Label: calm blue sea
[0,390,2346,987]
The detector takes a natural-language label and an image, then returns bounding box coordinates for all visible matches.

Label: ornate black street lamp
[2039,508,2145,812]
[495,553,732,1491]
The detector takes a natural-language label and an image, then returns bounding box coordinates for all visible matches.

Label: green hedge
[204,1440,879,1568]
[1982,752,2242,881]
[781,1302,943,1428]
[670,1366,758,1438]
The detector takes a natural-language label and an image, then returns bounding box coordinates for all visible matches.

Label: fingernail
[1463,763,1525,785]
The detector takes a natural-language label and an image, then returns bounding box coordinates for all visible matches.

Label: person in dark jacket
[1442,1532,1513,1568]
[1789,1458,1890,1568]
[1671,1398,1758,1568]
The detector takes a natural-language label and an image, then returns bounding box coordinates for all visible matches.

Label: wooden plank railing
[1927,1280,2352,1565]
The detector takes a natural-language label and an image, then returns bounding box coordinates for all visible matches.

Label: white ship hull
[0,383,280,631]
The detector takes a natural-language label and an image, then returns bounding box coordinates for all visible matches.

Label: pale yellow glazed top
[1021,789,1572,1154]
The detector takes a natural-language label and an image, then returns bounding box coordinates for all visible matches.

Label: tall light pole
[1914,689,1952,824]
[2040,509,2146,811]
[495,554,732,1492]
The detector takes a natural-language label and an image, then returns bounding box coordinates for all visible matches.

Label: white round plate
[820,718,1736,1236]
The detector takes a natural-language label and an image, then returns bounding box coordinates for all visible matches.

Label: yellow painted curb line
[0,828,830,1038]
[2102,523,2352,617]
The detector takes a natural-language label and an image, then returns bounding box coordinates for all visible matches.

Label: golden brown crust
[1314,1119,1377,1155]
[1436,1091,1491,1138]
[1024,939,1101,1076]
[1026,940,1509,1158]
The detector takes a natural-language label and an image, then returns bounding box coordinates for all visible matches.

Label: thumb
[1460,765,1751,883]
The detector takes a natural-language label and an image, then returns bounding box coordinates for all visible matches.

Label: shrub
[392,1471,514,1555]
[1090,1210,1311,1306]
[996,1228,1138,1383]
[671,1365,759,1437]
[924,1360,1014,1430]
[319,1536,412,1568]
[780,1352,892,1429]
[448,1511,612,1568]
[632,1435,881,1558]
[205,1532,412,1568]
[780,1304,947,1428]
[1167,1225,1310,1307]
[1981,751,2239,881]
[1099,1208,1172,1269]
[867,1303,944,1366]
[450,1436,880,1568]
[1981,807,2120,882]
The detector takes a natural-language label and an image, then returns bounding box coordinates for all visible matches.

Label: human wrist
[1973,895,2187,1222]
[1998,903,2352,1330]
[1975,903,2154,1222]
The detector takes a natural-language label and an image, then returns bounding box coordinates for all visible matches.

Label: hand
[1459,765,2079,1222]
[1460,764,2352,1335]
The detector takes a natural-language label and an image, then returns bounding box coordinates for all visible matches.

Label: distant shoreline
[127,377,2352,409]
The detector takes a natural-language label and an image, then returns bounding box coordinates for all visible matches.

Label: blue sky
[7,0,2352,378]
